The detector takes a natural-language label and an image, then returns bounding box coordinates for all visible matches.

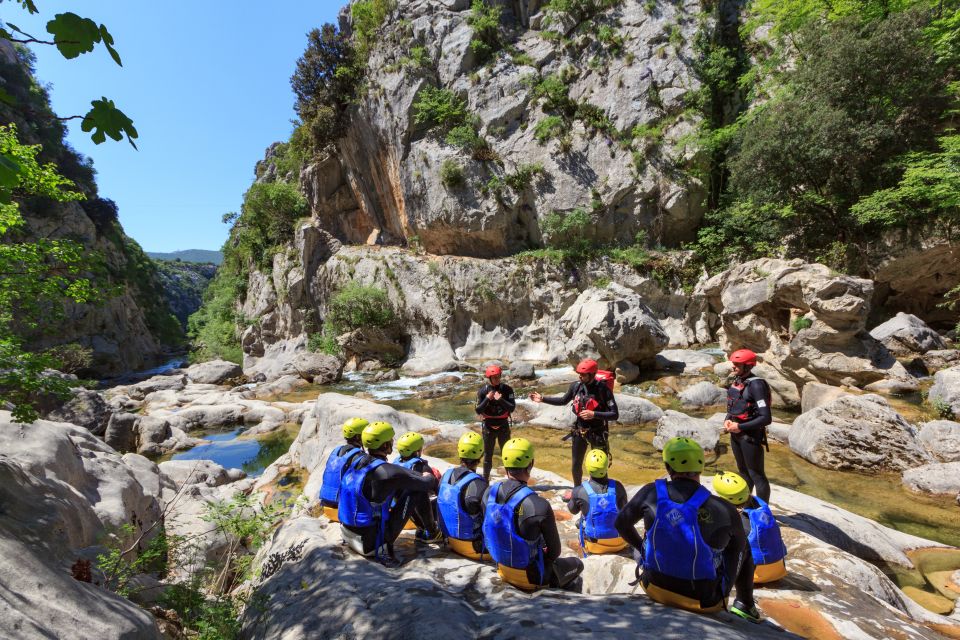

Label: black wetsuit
[733,498,760,608]
[726,375,773,502]
[342,453,438,554]
[541,380,619,486]
[482,479,583,589]
[475,382,516,481]
[398,455,440,532]
[566,477,628,518]
[445,464,488,553]
[615,477,748,608]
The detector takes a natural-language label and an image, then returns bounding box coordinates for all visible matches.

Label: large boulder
[652,410,719,452]
[918,420,960,462]
[401,335,460,375]
[678,381,726,408]
[655,349,716,374]
[800,382,855,414]
[556,283,669,369]
[44,389,113,436]
[902,462,960,495]
[699,258,899,388]
[928,365,960,417]
[292,351,343,384]
[510,361,536,379]
[789,395,931,472]
[185,359,243,385]
[869,312,948,355]
[922,349,960,372]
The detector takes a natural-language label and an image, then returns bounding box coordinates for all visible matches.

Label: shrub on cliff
[325,283,395,334]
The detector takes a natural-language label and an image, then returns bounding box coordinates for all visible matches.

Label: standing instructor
[476,364,516,482]
[723,349,772,502]
[531,358,618,487]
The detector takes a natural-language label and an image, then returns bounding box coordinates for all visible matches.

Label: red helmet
[729,349,757,366]
[575,359,599,374]
[484,365,502,377]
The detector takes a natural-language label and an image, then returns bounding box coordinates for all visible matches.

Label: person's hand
[578,409,595,420]
[486,390,496,399]
[492,391,502,400]
[724,420,741,434]
[530,392,543,403]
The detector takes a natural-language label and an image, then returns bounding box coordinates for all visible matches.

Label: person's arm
[476,386,490,413]
[615,485,652,551]
[615,482,628,509]
[539,506,563,564]
[503,385,517,413]
[738,379,772,433]
[719,501,747,591]
[463,477,488,516]
[541,382,576,406]
[368,463,437,502]
[592,387,618,421]
[566,486,586,515]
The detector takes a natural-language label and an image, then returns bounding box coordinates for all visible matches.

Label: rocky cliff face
[152,260,218,328]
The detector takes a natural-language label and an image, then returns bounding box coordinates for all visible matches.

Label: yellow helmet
[457,432,484,460]
[501,438,534,469]
[362,421,395,450]
[713,471,750,505]
[585,449,609,478]
[662,437,704,473]
[397,431,425,458]
[342,417,369,440]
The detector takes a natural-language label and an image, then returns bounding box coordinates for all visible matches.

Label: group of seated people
[319,417,787,622]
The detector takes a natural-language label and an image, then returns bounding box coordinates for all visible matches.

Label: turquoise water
[171,427,294,477]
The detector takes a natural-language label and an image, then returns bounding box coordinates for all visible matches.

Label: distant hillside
[152,260,218,329]
[148,249,223,265]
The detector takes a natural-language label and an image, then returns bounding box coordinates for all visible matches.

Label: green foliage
[291,24,360,154]
[161,584,244,640]
[607,233,652,268]
[351,0,395,60]
[504,163,545,191]
[325,282,396,334]
[467,0,502,65]
[404,45,430,68]
[439,159,465,188]
[632,121,664,145]
[851,134,960,229]
[96,524,168,598]
[596,25,624,52]
[188,271,245,364]
[308,331,341,356]
[414,87,468,130]
[227,182,307,272]
[575,103,616,136]
[534,115,568,143]
[43,342,93,374]
[792,316,813,332]
[668,24,684,49]
[444,124,494,160]
[81,97,138,148]
[932,397,956,420]
[532,73,576,115]
[541,208,593,255]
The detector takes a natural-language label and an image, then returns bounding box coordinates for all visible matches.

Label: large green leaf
[46,12,102,59]
[80,98,138,148]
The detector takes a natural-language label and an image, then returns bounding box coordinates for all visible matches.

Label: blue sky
[9,1,344,252]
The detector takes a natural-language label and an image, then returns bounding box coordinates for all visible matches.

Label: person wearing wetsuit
[475,364,517,482]
[531,358,618,487]
[482,438,584,591]
[615,437,748,613]
[339,421,439,566]
[723,349,773,502]
[318,417,367,522]
[567,449,628,554]
[437,432,489,559]
[394,431,442,542]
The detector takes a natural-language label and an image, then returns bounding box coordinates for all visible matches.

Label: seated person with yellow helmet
[318,417,367,522]
[393,431,443,541]
[567,449,628,555]
[338,421,439,566]
[482,438,584,591]
[713,470,788,622]
[437,432,489,560]
[615,437,748,615]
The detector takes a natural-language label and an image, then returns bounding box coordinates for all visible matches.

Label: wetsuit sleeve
[476,386,490,413]
[368,463,437,503]
[592,385,618,421]
[615,484,654,551]
[566,486,587,515]
[719,500,747,591]
[463,477,487,516]
[615,482,628,509]
[541,382,576,406]
[738,379,772,434]
[538,502,563,564]
[503,384,516,413]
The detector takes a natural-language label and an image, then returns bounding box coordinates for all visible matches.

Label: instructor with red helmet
[531,359,619,487]
[723,349,773,502]
[476,364,517,482]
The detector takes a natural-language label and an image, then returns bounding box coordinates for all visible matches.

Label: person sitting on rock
[339,421,439,566]
[437,432,489,560]
[318,417,367,522]
[615,437,748,615]
[394,431,443,541]
[476,364,517,482]
[713,470,787,620]
[722,349,773,502]
[567,449,628,555]
[531,358,618,489]
[482,438,584,592]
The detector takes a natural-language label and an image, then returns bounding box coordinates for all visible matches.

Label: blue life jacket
[319,445,362,504]
[338,458,391,528]
[643,479,719,581]
[745,497,787,565]
[579,479,620,548]
[438,467,482,540]
[482,482,545,580]
[395,456,425,471]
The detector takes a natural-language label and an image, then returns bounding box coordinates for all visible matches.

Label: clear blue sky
[9,1,344,253]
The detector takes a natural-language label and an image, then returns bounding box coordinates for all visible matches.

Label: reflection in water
[171,425,296,477]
